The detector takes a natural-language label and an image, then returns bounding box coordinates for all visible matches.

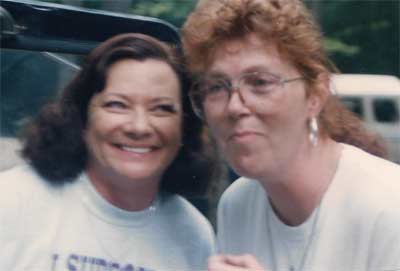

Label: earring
[309,117,319,146]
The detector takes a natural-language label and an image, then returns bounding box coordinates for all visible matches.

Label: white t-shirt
[0,165,216,271]
[217,144,400,271]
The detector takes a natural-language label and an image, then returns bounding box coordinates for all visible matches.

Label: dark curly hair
[21,33,216,196]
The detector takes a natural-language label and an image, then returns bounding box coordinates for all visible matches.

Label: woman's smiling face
[203,35,318,180]
[84,58,182,186]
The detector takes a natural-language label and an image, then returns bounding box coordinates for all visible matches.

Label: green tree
[312,0,399,76]
[40,0,399,76]
[129,0,197,27]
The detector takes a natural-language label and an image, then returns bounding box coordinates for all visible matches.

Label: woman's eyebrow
[241,65,273,74]
[203,71,229,78]
[207,65,273,77]
[101,91,128,98]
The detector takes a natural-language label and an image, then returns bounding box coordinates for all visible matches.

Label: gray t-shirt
[0,166,216,271]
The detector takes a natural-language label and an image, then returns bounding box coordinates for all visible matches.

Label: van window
[372,98,399,123]
[340,97,364,119]
[1,48,80,137]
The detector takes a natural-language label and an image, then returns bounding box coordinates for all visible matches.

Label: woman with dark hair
[0,33,216,270]
[182,0,400,270]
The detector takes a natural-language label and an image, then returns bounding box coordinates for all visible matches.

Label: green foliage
[38,0,399,76]
[130,0,197,27]
[316,0,399,75]
[323,38,359,56]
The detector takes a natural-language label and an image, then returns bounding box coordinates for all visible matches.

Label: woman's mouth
[229,131,261,141]
[121,146,152,153]
[114,144,156,154]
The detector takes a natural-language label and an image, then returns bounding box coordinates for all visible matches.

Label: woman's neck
[85,167,160,212]
[260,139,342,226]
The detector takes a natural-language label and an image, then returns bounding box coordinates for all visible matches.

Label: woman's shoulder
[0,165,71,208]
[162,194,211,225]
[341,143,400,182]
[338,144,400,206]
[0,165,45,194]
[0,165,60,234]
[219,177,263,207]
[160,194,214,236]
[158,194,216,262]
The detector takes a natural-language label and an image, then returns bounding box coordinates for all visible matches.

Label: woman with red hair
[182,0,400,270]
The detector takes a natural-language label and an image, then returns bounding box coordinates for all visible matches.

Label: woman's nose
[123,110,152,138]
[226,90,251,119]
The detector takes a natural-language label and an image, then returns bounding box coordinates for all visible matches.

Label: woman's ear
[307,72,330,117]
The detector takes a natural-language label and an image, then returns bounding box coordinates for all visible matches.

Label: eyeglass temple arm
[282,77,304,84]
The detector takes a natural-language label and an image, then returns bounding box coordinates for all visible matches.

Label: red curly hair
[182,0,387,158]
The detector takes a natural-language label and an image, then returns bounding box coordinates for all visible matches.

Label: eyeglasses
[189,71,304,119]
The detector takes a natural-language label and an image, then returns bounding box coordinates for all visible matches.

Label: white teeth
[121,146,152,153]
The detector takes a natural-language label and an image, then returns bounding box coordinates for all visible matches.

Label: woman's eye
[247,77,273,87]
[104,101,126,109]
[204,80,228,95]
[208,83,224,93]
[152,104,177,114]
[253,78,268,86]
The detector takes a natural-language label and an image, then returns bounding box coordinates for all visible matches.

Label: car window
[372,98,399,123]
[340,97,365,120]
[1,48,81,137]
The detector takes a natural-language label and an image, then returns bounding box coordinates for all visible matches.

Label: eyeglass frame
[189,71,304,119]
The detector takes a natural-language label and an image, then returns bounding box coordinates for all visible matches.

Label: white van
[331,74,400,163]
